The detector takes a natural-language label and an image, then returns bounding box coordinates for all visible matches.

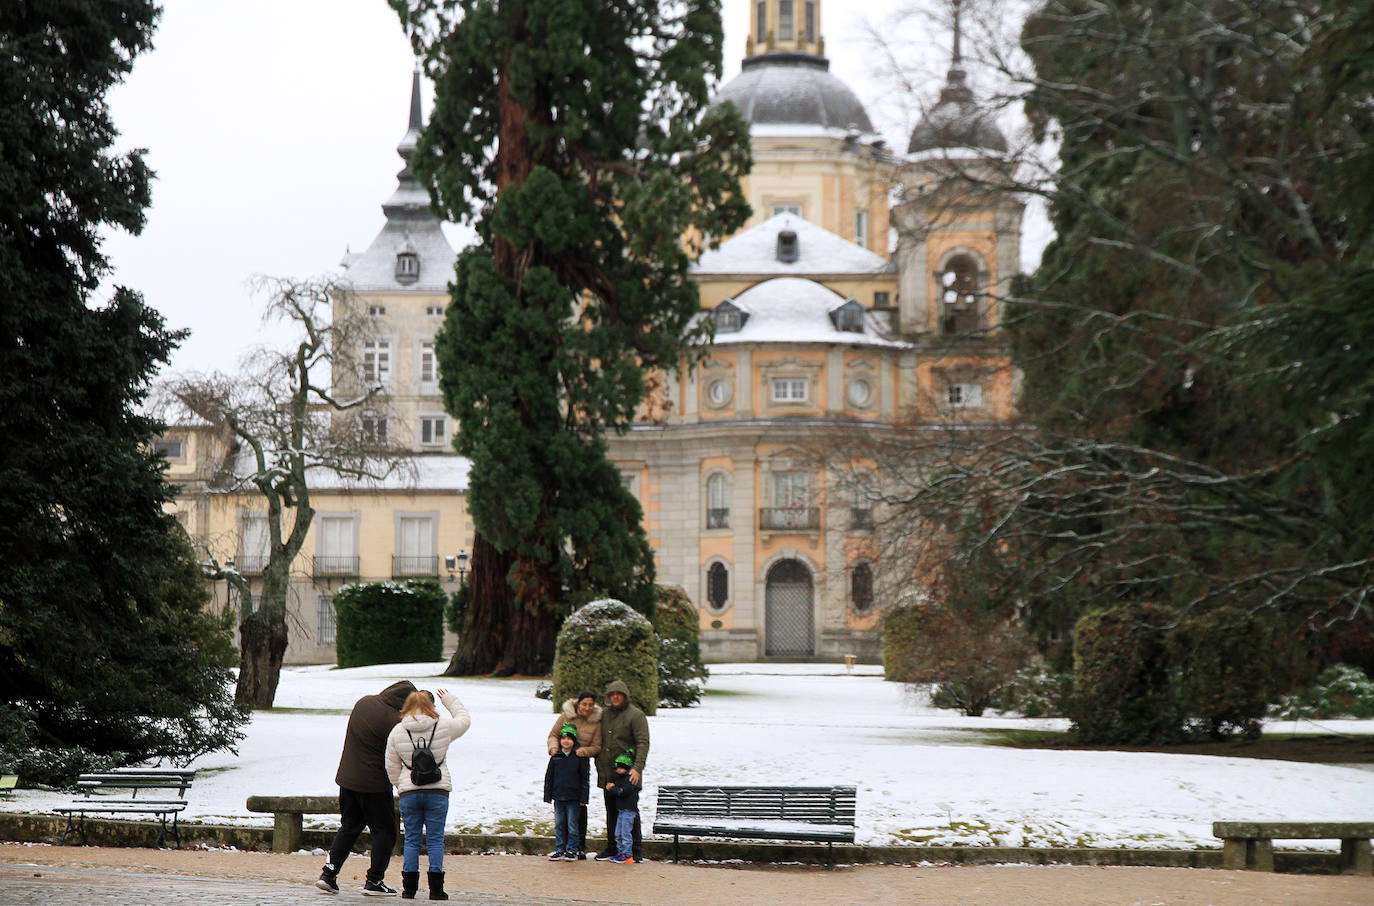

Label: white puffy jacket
[384,690,471,797]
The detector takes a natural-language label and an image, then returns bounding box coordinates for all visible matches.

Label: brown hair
[399,690,438,721]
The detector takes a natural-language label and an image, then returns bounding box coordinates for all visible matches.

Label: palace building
[163,2,1020,664]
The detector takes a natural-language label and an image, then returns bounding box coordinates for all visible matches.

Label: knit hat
[559,723,578,739]
[614,750,634,769]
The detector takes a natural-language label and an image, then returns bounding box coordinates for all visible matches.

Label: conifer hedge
[551,599,657,715]
[334,579,446,668]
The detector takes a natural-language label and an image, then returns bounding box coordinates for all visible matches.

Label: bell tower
[748,0,824,58]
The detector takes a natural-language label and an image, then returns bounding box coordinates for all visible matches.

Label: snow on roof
[693,213,893,276]
[341,217,456,293]
[226,448,471,492]
[698,277,908,349]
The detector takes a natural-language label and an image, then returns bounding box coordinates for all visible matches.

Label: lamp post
[456,550,469,584]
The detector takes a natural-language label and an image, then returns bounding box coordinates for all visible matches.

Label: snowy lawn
[6,662,1372,850]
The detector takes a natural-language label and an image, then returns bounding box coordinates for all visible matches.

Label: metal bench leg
[826,840,833,869]
[672,834,680,863]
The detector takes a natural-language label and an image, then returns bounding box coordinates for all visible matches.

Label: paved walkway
[1,845,1371,905]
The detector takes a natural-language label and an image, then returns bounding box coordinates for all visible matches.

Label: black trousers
[327,787,398,884]
[602,787,642,859]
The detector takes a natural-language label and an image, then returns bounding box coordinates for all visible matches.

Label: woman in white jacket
[385,688,470,900]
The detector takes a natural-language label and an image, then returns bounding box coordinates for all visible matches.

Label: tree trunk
[235,606,288,708]
[443,532,518,675]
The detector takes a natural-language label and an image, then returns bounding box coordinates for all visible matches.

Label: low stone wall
[0,812,1349,874]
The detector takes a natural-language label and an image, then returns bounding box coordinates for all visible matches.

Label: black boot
[427,870,448,901]
[400,871,419,900]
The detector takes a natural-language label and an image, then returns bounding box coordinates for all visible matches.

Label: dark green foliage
[1171,607,1280,739]
[551,600,658,716]
[652,585,708,707]
[1272,664,1374,720]
[1071,604,1181,745]
[881,598,1032,717]
[991,660,1073,719]
[334,580,447,668]
[392,0,751,674]
[881,604,925,683]
[0,1,248,780]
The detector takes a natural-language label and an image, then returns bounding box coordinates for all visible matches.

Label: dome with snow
[907,66,1007,155]
[716,52,874,134]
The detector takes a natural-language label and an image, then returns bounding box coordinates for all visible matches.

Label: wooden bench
[55,769,196,849]
[1213,821,1374,874]
[652,785,857,866]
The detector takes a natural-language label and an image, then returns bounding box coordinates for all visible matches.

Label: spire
[938,0,973,106]
[384,68,431,221]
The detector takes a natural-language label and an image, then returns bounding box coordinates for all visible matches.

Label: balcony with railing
[758,507,820,531]
[706,508,730,530]
[392,554,440,578]
[235,553,269,576]
[312,554,360,577]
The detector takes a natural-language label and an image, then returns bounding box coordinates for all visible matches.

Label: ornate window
[778,0,794,39]
[851,562,875,611]
[363,340,391,385]
[855,210,868,248]
[707,561,730,610]
[946,382,983,408]
[395,250,420,282]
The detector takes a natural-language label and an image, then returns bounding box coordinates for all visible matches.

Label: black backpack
[402,724,444,786]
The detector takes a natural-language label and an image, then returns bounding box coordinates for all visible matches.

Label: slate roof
[907,66,1007,155]
[715,52,874,135]
[341,72,457,293]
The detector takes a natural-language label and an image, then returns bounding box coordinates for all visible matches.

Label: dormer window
[776,230,799,263]
[829,299,865,333]
[395,251,420,283]
[712,300,748,333]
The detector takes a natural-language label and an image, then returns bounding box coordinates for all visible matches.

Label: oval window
[708,379,732,405]
[847,379,872,407]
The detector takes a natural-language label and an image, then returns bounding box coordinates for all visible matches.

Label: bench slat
[653,785,857,866]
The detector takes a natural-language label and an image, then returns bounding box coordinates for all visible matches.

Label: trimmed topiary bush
[334,579,446,668]
[551,598,657,715]
[1171,606,1275,739]
[881,602,924,683]
[652,585,708,707]
[1070,602,1180,744]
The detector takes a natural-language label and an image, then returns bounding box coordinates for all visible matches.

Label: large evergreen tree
[391,0,751,675]
[0,2,247,775]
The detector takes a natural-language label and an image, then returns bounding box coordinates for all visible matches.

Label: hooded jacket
[543,746,590,803]
[384,689,471,798]
[595,680,649,783]
[335,680,416,792]
[545,698,603,757]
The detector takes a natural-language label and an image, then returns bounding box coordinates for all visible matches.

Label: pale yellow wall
[694,275,898,311]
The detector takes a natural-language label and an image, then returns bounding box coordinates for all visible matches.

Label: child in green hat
[543,723,589,860]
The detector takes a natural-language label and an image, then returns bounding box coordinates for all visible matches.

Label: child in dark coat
[543,723,589,860]
[604,750,640,864]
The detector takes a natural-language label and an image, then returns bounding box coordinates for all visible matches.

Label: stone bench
[246,795,344,853]
[1213,821,1374,874]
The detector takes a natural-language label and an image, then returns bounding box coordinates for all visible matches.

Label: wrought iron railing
[392,555,440,578]
[759,507,820,531]
[312,555,360,577]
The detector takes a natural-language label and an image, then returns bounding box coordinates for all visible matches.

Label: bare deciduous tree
[162,275,412,708]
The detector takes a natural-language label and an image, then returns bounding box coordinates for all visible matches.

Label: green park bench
[55,768,196,848]
[652,785,857,867]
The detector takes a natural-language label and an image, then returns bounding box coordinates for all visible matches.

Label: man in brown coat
[317,679,415,896]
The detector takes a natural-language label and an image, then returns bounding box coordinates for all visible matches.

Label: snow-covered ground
[7,662,1373,850]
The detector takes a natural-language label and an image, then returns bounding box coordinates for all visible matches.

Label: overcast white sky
[102,0,1030,377]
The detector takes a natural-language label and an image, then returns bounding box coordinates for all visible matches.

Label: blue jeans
[552,800,581,853]
[398,790,449,873]
[614,808,636,857]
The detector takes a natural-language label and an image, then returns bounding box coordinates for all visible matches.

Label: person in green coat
[592,679,649,861]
